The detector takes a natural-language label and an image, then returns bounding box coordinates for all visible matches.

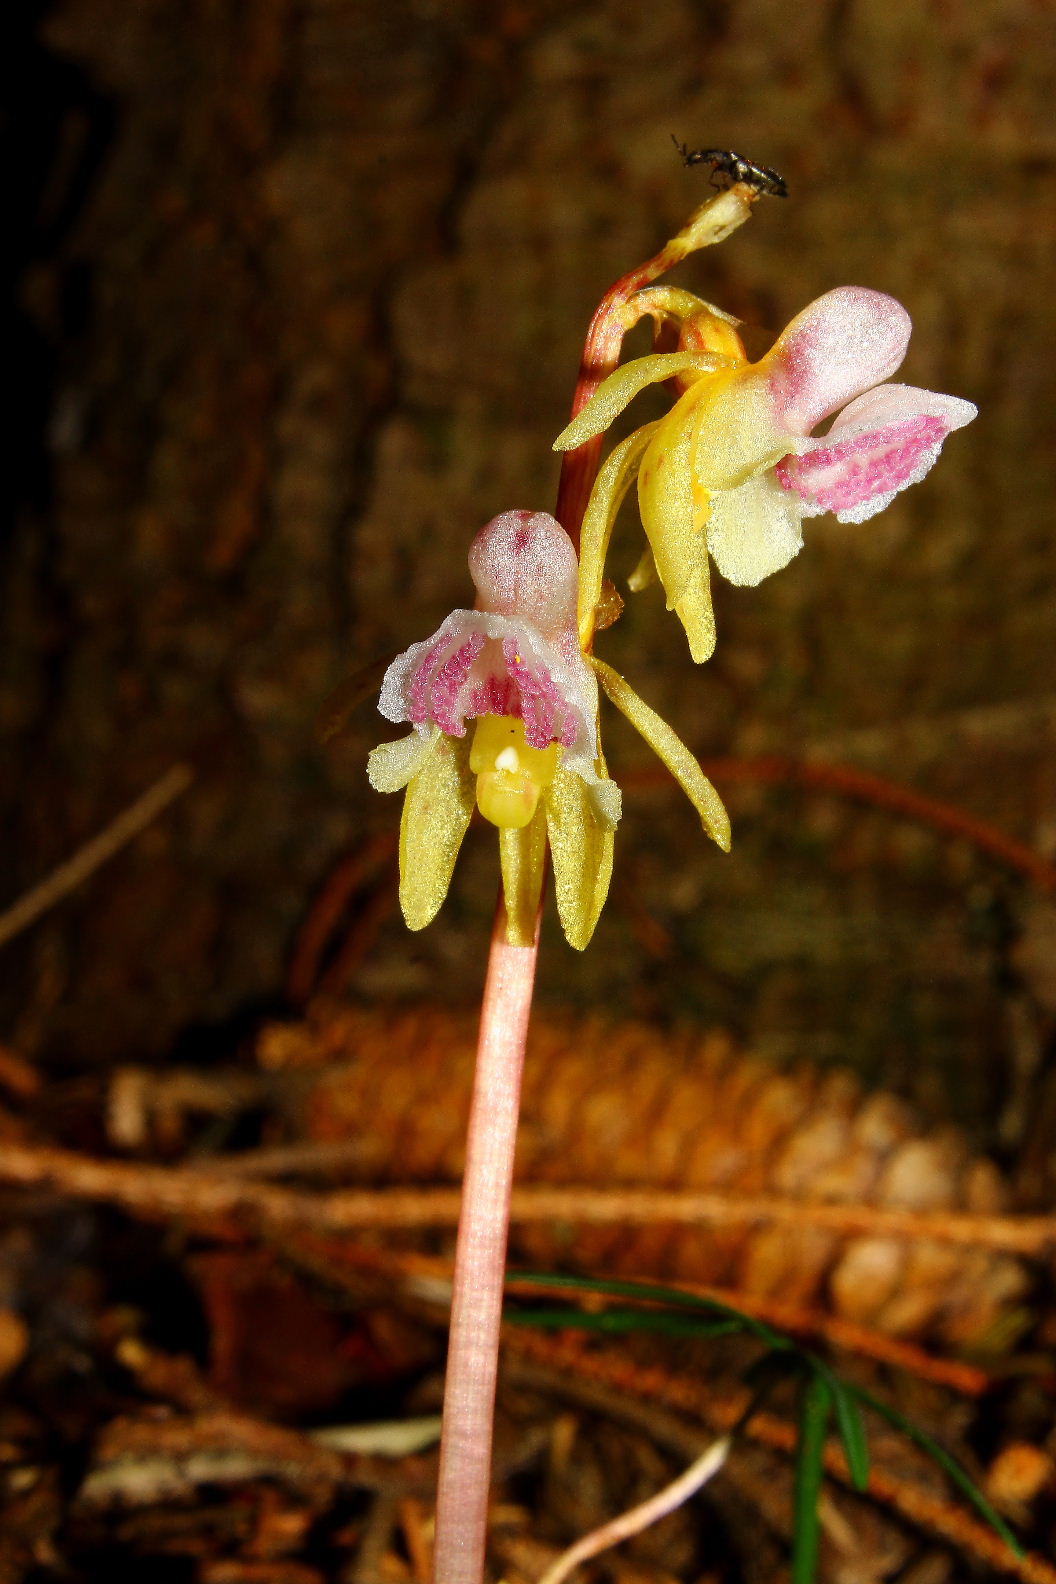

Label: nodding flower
[368,510,729,948]
[556,286,977,663]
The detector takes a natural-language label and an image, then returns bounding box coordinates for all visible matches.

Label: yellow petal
[577,422,659,648]
[545,765,616,950]
[590,657,731,851]
[499,809,547,947]
[398,734,475,930]
[553,352,731,453]
[688,366,789,490]
[637,384,717,663]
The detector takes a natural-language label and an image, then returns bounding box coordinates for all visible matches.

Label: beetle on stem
[672,137,788,197]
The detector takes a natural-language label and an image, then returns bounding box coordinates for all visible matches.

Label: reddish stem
[554,188,753,544]
[554,239,681,545]
[431,895,540,1584]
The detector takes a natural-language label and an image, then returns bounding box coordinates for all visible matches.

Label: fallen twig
[0,764,194,949]
[2,1139,1053,1255]
[536,1435,730,1584]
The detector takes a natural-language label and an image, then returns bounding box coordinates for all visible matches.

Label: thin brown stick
[286,831,396,1003]
[502,1273,992,1398]
[250,1234,991,1401]
[2,1141,1054,1256]
[625,755,1056,892]
[0,1042,41,1097]
[78,1406,436,1510]
[0,764,194,949]
[187,1141,373,1181]
[317,880,396,999]
[399,1497,434,1584]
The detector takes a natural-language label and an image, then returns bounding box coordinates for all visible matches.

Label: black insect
[671,138,788,198]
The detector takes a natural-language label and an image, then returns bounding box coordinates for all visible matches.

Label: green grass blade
[791,1373,832,1584]
[506,1271,793,1350]
[850,1383,1023,1557]
[505,1305,745,1339]
[824,1373,870,1491]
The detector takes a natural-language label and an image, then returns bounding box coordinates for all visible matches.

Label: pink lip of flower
[376,509,603,790]
[367,510,730,948]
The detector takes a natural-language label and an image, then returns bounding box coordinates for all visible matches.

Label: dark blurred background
[4,0,1055,1153]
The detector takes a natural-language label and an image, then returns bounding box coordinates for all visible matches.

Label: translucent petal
[826,382,978,439]
[706,471,805,586]
[398,734,475,931]
[367,726,438,793]
[577,422,659,648]
[545,765,616,950]
[587,776,622,829]
[552,352,732,453]
[591,658,731,851]
[499,809,547,947]
[637,390,716,663]
[766,287,912,435]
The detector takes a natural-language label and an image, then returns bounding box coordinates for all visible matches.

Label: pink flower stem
[431,892,541,1584]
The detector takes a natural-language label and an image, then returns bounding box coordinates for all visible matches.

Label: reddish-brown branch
[502,1272,992,1398]
[614,752,1056,891]
[286,832,396,1003]
[693,756,1056,892]
[289,752,1056,1014]
[2,1140,1053,1256]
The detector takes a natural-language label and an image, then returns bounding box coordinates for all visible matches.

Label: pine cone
[257,1005,1029,1346]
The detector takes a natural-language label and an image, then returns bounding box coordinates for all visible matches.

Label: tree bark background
[5,0,1055,1132]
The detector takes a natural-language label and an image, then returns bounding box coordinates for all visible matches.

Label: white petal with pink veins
[775,383,977,523]
[767,287,912,435]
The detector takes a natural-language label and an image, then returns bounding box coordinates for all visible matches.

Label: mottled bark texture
[4,2,1055,1130]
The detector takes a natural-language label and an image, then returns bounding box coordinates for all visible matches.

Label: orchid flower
[555,286,978,662]
[368,510,730,949]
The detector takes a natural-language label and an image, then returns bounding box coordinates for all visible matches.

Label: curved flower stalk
[556,286,978,661]
[368,509,730,949]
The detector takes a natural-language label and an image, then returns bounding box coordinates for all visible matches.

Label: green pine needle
[791,1373,832,1584]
